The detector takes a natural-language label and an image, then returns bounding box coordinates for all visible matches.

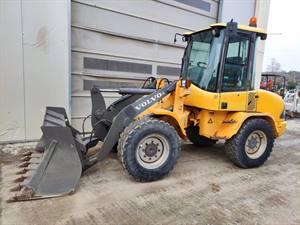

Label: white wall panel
[0,0,25,142]
[70,0,219,130]
[254,0,270,89]
[219,0,255,24]
[72,27,184,64]
[21,1,70,140]
[1,0,71,142]
[71,2,192,45]
[71,93,115,132]
[71,96,92,118]
[74,0,217,30]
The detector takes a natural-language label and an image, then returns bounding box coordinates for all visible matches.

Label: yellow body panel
[255,89,286,136]
[184,84,219,110]
[256,89,284,119]
[136,82,286,140]
[137,82,191,138]
[215,111,286,139]
[219,92,248,111]
[197,110,228,139]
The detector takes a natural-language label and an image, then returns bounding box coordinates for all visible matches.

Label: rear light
[280,108,286,120]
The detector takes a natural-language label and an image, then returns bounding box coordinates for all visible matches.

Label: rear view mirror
[259,33,267,40]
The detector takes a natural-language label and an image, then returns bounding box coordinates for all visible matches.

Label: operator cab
[181,18,267,93]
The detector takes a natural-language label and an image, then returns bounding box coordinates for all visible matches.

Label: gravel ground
[1,119,300,225]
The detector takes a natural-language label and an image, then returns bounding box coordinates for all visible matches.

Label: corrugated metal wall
[71,0,219,130]
[0,0,271,143]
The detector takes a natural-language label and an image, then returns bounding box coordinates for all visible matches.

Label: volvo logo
[134,92,165,111]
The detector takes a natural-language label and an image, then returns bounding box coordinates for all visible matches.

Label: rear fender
[215,112,281,139]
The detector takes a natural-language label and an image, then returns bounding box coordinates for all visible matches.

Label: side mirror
[260,33,267,40]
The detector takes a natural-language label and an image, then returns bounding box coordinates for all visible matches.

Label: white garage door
[71,0,219,131]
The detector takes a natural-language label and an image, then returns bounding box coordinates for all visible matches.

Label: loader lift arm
[85,82,176,167]
[8,81,176,202]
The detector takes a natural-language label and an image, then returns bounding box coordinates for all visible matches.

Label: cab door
[219,31,255,111]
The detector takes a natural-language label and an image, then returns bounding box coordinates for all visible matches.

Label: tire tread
[225,118,274,168]
[118,117,181,182]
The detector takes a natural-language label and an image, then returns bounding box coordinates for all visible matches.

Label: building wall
[218,0,256,24]
[219,0,270,89]
[254,0,271,89]
[0,1,25,142]
[71,0,219,131]
[0,0,270,142]
[0,0,70,143]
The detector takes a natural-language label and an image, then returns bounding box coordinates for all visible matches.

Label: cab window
[222,33,250,91]
[181,29,224,92]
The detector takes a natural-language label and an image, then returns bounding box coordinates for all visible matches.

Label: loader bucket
[8,107,83,202]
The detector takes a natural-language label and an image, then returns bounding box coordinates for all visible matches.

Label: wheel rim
[245,130,267,159]
[136,134,170,169]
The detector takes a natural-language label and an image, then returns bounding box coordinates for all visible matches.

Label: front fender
[137,108,189,139]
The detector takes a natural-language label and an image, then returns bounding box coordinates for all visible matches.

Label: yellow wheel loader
[8,19,286,202]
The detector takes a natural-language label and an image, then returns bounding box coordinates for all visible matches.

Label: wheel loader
[8,18,286,202]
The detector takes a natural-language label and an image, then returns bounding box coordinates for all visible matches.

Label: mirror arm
[174,33,186,43]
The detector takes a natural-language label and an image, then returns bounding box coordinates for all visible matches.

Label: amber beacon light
[249,17,257,27]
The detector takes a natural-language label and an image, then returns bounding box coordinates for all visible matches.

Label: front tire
[118,118,181,182]
[225,118,275,168]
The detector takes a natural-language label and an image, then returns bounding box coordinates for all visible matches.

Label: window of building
[173,0,211,12]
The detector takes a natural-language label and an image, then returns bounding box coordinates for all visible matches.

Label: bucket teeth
[13,176,28,183]
[10,184,24,192]
[18,162,30,168]
[22,151,33,157]
[20,156,31,162]
[16,168,29,175]
[7,187,36,203]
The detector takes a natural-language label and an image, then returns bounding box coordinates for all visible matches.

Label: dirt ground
[1,119,300,225]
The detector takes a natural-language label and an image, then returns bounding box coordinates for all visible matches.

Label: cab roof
[184,23,266,36]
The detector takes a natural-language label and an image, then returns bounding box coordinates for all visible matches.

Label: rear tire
[225,118,275,168]
[118,118,181,182]
[186,126,216,147]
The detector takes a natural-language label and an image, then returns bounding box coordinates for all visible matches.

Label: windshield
[181,29,224,92]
